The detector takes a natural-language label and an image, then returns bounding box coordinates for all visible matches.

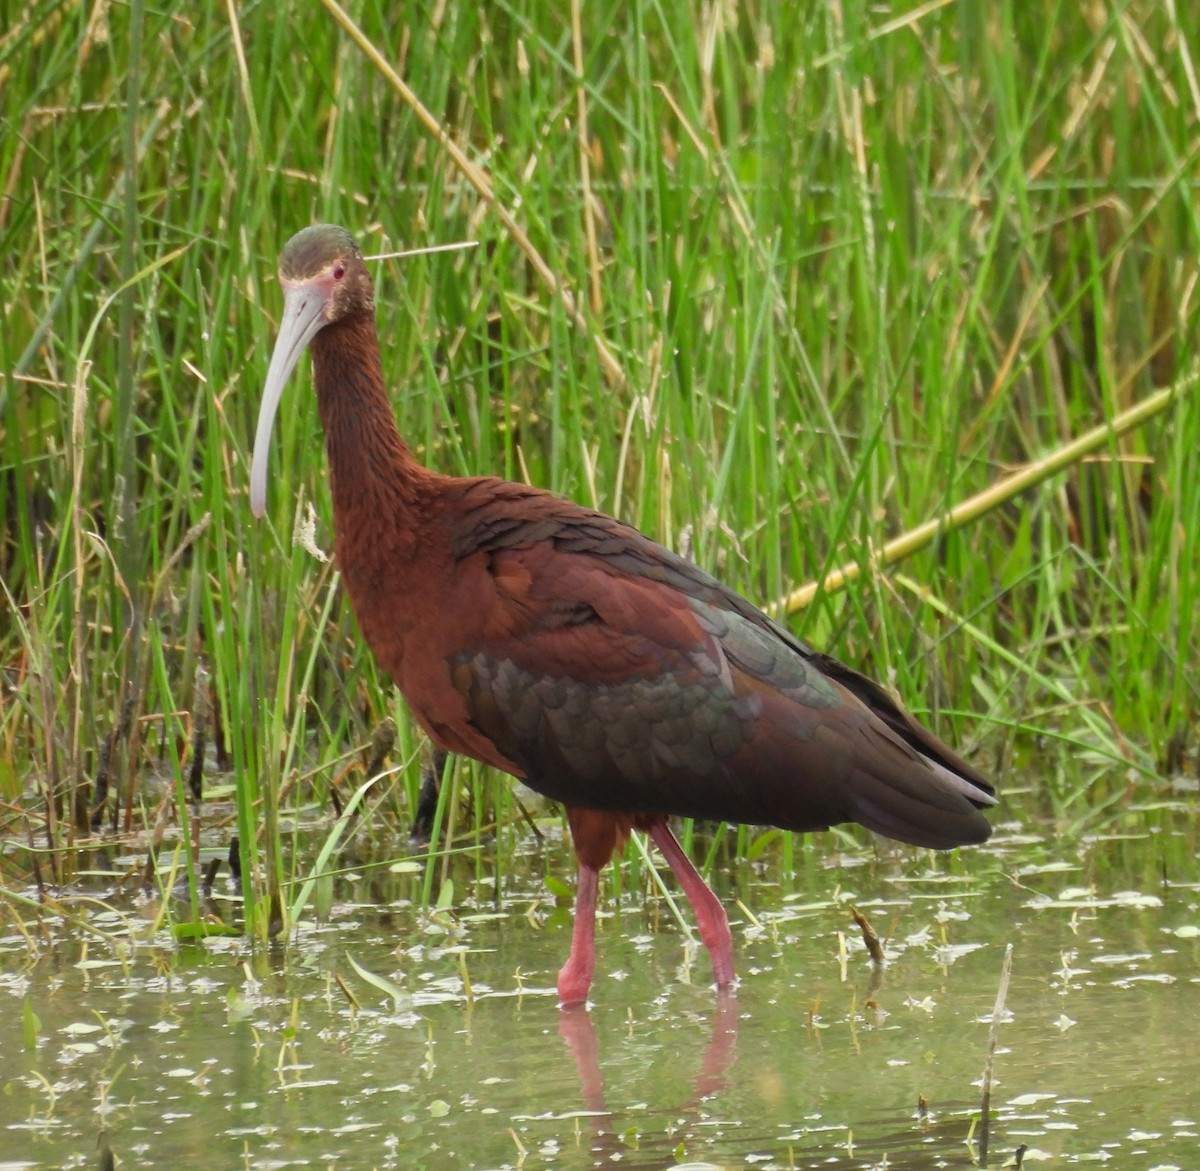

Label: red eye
[332,262,347,280]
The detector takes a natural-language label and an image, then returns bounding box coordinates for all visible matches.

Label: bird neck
[310,313,428,522]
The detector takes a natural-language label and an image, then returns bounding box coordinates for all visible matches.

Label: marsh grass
[1,2,1197,938]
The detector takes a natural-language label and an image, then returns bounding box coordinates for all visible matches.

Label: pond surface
[1,813,1197,1170]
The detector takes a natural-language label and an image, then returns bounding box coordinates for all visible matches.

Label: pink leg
[645,819,735,988]
[557,862,599,1006]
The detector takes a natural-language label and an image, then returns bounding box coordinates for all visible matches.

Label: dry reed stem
[318,0,627,389]
[571,0,603,315]
[781,371,1193,614]
[979,942,1014,1166]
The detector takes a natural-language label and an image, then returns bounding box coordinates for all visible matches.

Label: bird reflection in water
[556,992,740,1161]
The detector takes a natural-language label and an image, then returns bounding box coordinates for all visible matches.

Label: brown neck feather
[309,311,441,665]
[309,313,428,523]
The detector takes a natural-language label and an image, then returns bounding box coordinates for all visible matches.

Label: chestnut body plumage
[252,224,996,1005]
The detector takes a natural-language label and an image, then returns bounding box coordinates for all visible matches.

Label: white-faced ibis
[251,224,996,1006]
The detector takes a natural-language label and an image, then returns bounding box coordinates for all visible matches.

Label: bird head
[250,224,374,517]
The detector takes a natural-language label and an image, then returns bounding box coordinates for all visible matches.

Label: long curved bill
[249,283,332,517]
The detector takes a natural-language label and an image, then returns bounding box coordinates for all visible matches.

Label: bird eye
[332,262,347,280]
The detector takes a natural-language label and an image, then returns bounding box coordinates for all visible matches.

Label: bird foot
[556,961,592,1008]
[697,918,736,988]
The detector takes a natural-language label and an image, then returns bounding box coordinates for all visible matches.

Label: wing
[432,480,993,849]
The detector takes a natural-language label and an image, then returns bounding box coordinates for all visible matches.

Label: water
[1,816,1197,1169]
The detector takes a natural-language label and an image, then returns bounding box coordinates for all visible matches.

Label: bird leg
[644,818,735,989]
[557,818,736,1001]
[557,860,600,1006]
[559,808,634,1005]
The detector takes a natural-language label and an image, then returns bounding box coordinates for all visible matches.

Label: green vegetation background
[1,1,1196,916]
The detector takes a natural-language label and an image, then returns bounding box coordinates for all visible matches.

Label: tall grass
[1,2,1196,931]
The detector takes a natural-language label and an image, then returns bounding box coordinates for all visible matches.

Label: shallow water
[1,814,1197,1169]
